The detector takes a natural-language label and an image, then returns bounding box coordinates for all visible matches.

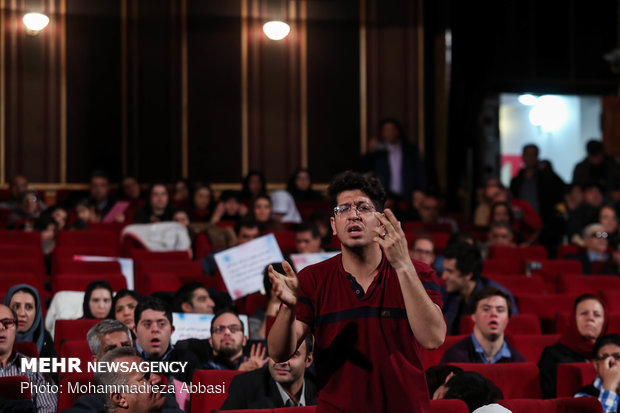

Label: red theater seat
[191,370,242,413]
[57,230,121,253]
[601,290,620,314]
[482,257,522,275]
[507,334,560,363]
[484,274,546,296]
[517,293,579,334]
[59,340,93,376]
[58,373,95,411]
[13,341,39,358]
[556,362,597,398]
[54,319,100,355]
[499,397,602,413]
[0,230,41,246]
[0,375,32,400]
[142,273,184,295]
[54,258,122,276]
[134,258,200,294]
[52,273,127,294]
[447,362,541,398]
[268,230,298,255]
[528,259,584,292]
[489,245,547,261]
[430,399,469,413]
[557,274,620,295]
[424,335,468,369]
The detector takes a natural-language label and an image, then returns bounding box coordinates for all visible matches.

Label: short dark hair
[443,371,503,412]
[586,139,604,156]
[90,169,110,181]
[327,171,386,213]
[134,297,173,327]
[468,287,513,317]
[219,190,241,202]
[234,217,260,237]
[574,293,605,312]
[594,334,620,358]
[522,143,539,154]
[443,242,483,280]
[210,309,244,335]
[412,235,435,250]
[112,289,141,311]
[173,282,207,312]
[293,222,321,239]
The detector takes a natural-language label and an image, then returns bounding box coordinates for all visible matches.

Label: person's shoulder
[441,336,473,363]
[297,253,341,278]
[230,365,271,387]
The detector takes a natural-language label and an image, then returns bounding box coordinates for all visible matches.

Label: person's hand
[238,343,269,372]
[598,357,620,392]
[268,261,299,308]
[373,208,411,271]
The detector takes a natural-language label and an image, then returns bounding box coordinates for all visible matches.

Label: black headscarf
[82,280,114,319]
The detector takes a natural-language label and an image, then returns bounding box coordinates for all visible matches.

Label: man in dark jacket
[220,335,317,409]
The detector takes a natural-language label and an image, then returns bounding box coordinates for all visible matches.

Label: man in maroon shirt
[268,171,446,413]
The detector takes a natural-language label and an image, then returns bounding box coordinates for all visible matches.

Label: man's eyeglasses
[212,324,243,335]
[0,318,16,329]
[333,202,375,217]
[591,232,608,239]
[596,353,620,361]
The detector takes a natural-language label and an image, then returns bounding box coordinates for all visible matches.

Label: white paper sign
[290,251,340,272]
[73,255,135,290]
[170,313,249,344]
[214,233,284,299]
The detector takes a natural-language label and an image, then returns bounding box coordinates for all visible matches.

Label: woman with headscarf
[112,289,141,332]
[82,280,114,319]
[270,189,302,224]
[538,293,608,398]
[286,168,324,202]
[4,284,56,358]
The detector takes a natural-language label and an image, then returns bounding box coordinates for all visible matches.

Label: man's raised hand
[268,261,300,308]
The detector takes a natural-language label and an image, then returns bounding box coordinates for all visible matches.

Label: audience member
[4,284,56,358]
[271,189,302,224]
[566,183,605,243]
[132,182,175,223]
[441,242,518,335]
[6,189,45,229]
[425,365,464,400]
[440,287,525,364]
[72,197,98,229]
[0,304,57,413]
[172,178,192,209]
[201,217,261,276]
[566,223,611,274]
[573,139,620,198]
[286,168,324,202]
[360,117,426,200]
[204,310,268,372]
[173,282,216,314]
[210,190,248,223]
[419,195,458,232]
[94,347,167,413]
[0,173,29,209]
[33,213,59,258]
[509,143,565,221]
[599,205,620,249]
[46,204,68,231]
[112,289,141,332]
[544,184,584,252]
[575,333,620,413]
[82,280,114,320]
[539,294,608,398]
[440,371,504,413]
[172,208,191,227]
[118,176,144,204]
[410,235,436,267]
[220,334,317,409]
[252,194,282,232]
[133,297,199,384]
[241,170,268,204]
[89,170,120,222]
[191,183,215,222]
[487,221,515,247]
[294,222,324,254]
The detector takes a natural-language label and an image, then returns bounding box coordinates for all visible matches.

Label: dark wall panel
[187,1,242,184]
[307,1,360,182]
[66,0,122,182]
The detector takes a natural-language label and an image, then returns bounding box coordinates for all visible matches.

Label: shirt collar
[135,341,173,361]
[275,380,306,407]
[471,333,512,364]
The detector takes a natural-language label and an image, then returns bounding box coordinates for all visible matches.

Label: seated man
[409,235,436,267]
[440,287,526,364]
[173,282,216,314]
[134,297,199,384]
[480,221,515,259]
[201,217,261,276]
[575,333,620,413]
[567,222,611,274]
[0,304,56,413]
[294,222,324,254]
[203,310,268,372]
[441,242,519,335]
[220,334,317,409]
[94,347,167,413]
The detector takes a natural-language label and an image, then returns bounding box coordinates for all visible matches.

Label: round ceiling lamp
[263,21,290,40]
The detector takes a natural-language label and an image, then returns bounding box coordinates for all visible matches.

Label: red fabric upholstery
[557,245,585,259]
[423,335,468,370]
[484,274,546,296]
[430,399,469,413]
[54,319,100,355]
[194,233,213,260]
[52,273,127,294]
[529,259,584,293]
[268,230,298,255]
[557,274,620,295]
[507,334,560,363]
[482,257,522,275]
[0,230,41,246]
[59,340,92,367]
[447,362,542,398]
[134,258,200,294]
[489,245,548,261]
[57,230,121,254]
[460,313,541,335]
[51,245,120,276]
[517,293,580,334]
[13,341,39,358]
[601,290,620,314]
[0,259,46,279]
[556,362,597,398]
[53,259,122,276]
[191,370,242,413]
[0,375,32,399]
[58,373,95,411]
[0,272,46,298]
[499,396,602,413]
[142,273,184,295]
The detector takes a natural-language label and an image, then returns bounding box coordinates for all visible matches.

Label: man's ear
[464,272,474,281]
[181,302,193,313]
[305,352,314,368]
[330,217,336,235]
[170,325,175,334]
[242,336,247,347]
[111,392,128,408]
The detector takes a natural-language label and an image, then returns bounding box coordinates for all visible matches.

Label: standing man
[268,171,445,412]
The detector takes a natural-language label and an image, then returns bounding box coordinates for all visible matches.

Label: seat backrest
[268,230,298,255]
[423,335,468,370]
[52,273,127,294]
[13,341,39,358]
[134,259,200,294]
[601,290,620,314]
[0,375,32,399]
[558,274,620,295]
[58,373,95,411]
[430,399,470,413]
[489,245,547,261]
[191,370,243,413]
[54,259,122,276]
[54,319,100,355]
[484,274,546,296]
[460,313,541,335]
[142,273,184,295]
[56,230,120,249]
[482,257,522,275]
[507,334,560,363]
[556,362,597,397]
[0,230,41,246]
[59,339,93,363]
[447,362,541,398]
[500,396,602,413]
